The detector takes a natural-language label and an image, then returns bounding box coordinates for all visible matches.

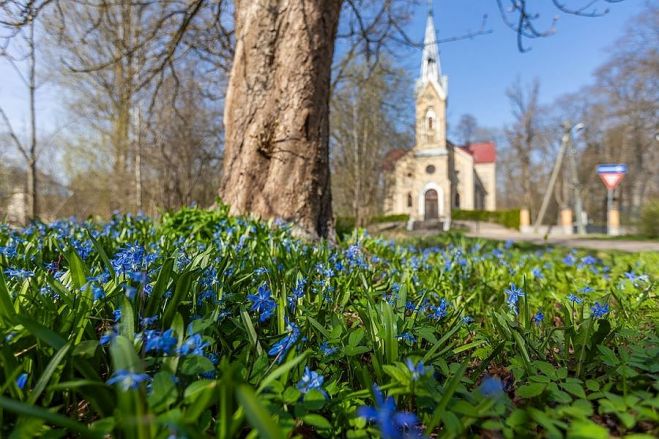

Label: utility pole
[534,121,585,234]
[567,123,586,235]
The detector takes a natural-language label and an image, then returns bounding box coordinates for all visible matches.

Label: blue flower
[591,302,610,319]
[533,309,544,325]
[247,284,277,322]
[480,376,504,397]
[319,341,338,356]
[288,278,306,310]
[178,333,209,356]
[4,268,34,280]
[297,367,327,397]
[140,315,158,328]
[357,384,421,439]
[567,294,583,304]
[398,332,416,344]
[100,331,117,346]
[532,267,543,279]
[563,254,576,266]
[144,329,177,355]
[429,298,448,320]
[92,285,105,301]
[106,370,151,391]
[504,284,524,315]
[581,255,597,266]
[16,373,28,390]
[113,309,122,322]
[405,359,426,381]
[462,316,474,324]
[268,321,300,362]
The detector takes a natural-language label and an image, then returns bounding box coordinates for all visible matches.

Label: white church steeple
[418,8,447,99]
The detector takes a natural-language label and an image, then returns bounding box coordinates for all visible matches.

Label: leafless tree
[330,57,412,225]
[505,78,541,213]
[1,0,629,235]
[0,11,39,220]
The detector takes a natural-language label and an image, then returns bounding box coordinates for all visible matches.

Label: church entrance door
[424,189,439,220]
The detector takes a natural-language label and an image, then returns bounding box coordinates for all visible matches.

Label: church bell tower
[415,9,448,153]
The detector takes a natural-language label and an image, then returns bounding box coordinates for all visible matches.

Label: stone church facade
[384,12,496,229]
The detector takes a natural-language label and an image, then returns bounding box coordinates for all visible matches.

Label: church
[384,11,496,230]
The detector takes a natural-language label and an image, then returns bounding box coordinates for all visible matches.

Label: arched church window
[407,193,413,207]
[428,117,433,130]
[454,193,461,208]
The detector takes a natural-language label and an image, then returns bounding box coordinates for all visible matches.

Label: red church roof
[460,142,496,164]
[382,148,410,171]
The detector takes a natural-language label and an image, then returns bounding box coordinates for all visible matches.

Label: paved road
[456,221,659,253]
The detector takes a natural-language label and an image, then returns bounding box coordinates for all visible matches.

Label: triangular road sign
[599,173,624,190]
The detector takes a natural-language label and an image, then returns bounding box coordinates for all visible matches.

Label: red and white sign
[597,164,627,190]
[598,173,624,190]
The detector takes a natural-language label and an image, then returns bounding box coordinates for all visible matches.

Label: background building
[384,12,496,228]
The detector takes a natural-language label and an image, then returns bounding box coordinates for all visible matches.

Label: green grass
[0,206,657,438]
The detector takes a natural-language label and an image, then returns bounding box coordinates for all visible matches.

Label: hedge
[452,209,521,230]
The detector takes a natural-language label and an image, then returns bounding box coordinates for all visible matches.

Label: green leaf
[257,350,310,394]
[561,382,587,399]
[180,355,215,375]
[16,315,66,349]
[86,231,115,277]
[240,308,263,356]
[236,385,284,439]
[302,414,331,430]
[517,383,546,398]
[109,335,141,372]
[348,327,365,347]
[0,395,103,438]
[118,297,135,340]
[0,271,17,323]
[65,249,88,290]
[567,420,608,439]
[585,380,600,392]
[163,270,196,326]
[428,360,468,431]
[301,389,326,411]
[28,342,71,405]
[148,371,178,412]
[145,258,173,317]
[72,340,99,358]
[184,379,217,420]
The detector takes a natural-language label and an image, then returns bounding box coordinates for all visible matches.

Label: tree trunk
[28,17,38,220]
[221,0,342,239]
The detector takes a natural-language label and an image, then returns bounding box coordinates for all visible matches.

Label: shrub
[639,199,659,238]
[452,208,521,230]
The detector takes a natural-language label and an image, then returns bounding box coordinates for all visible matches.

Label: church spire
[419,7,447,97]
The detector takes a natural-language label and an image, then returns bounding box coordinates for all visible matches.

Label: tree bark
[221,0,342,240]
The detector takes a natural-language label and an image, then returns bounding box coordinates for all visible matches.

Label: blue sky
[0,0,647,146]
[400,0,646,131]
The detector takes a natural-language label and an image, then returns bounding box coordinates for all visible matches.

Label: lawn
[0,206,657,438]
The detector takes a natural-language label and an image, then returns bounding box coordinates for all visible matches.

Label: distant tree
[0,12,39,221]
[456,114,478,145]
[1,0,629,236]
[504,78,545,215]
[330,58,412,226]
